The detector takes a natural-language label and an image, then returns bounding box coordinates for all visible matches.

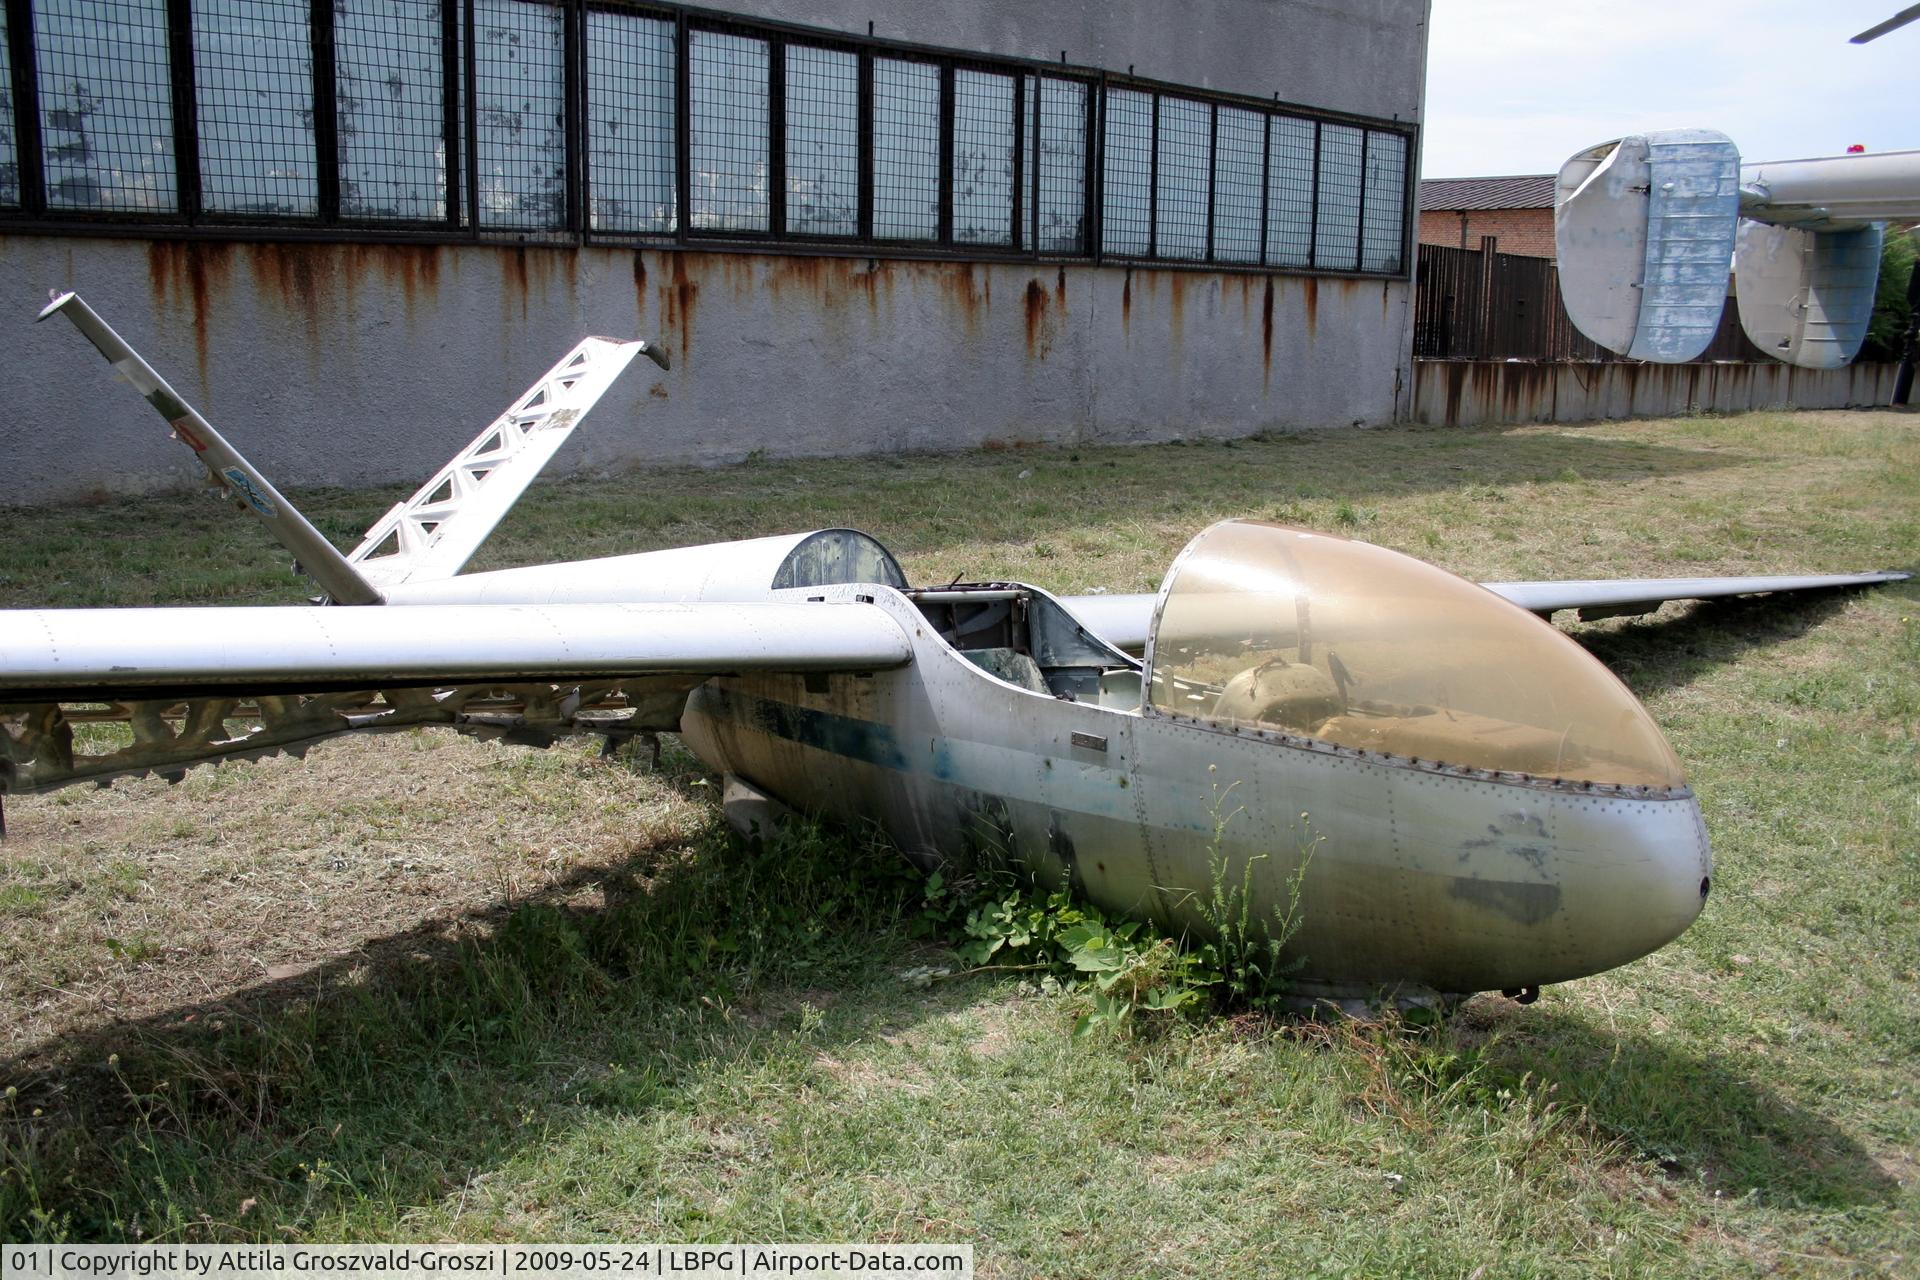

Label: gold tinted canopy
[1146,521,1686,788]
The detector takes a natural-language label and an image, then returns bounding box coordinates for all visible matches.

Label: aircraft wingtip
[36,290,76,323]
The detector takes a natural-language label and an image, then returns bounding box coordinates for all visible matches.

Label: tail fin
[346,335,665,588]
[39,292,385,606]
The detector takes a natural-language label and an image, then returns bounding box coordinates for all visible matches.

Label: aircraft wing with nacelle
[1,297,1909,1011]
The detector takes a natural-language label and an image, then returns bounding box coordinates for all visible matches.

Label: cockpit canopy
[1145,521,1685,789]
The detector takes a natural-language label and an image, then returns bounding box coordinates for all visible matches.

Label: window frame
[0,0,1416,280]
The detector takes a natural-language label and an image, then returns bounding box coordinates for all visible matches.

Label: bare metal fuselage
[680,584,1712,1003]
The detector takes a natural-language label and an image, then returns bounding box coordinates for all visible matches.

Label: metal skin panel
[1734,221,1885,370]
[678,583,1713,1002]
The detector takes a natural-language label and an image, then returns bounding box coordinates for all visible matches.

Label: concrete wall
[0,0,1429,507]
[753,0,1429,122]
[1412,359,1898,427]
[1,237,1413,504]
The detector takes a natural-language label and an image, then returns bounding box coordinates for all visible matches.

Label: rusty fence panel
[1415,241,1766,362]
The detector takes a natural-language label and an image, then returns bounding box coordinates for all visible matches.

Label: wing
[0,601,908,794]
[1058,570,1912,652]
[1481,571,1911,620]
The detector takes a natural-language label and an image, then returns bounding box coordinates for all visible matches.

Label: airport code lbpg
[1,1249,974,1280]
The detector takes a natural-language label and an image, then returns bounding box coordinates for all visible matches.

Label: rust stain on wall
[1261,279,1274,387]
[658,253,699,362]
[632,251,649,322]
[146,241,235,384]
[1302,276,1318,337]
[342,243,443,316]
[1167,272,1187,351]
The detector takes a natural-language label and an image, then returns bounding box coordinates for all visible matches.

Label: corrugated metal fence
[1413,241,1767,362]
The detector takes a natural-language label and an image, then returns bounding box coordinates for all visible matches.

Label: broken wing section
[0,601,910,794]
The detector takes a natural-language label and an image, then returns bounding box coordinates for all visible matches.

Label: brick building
[1417,174,1557,258]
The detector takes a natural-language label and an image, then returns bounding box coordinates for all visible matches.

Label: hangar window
[1100,87,1151,257]
[336,0,452,222]
[0,0,1412,278]
[952,68,1016,246]
[587,8,676,233]
[1212,106,1264,264]
[689,28,769,232]
[473,0,566,230]
[1313,122,1363,270]
[1029,77,1087,253]
[1154,96,1210,260]
[871,57,940,241]
[1362,130,1408,273]
[1265,115,1316,267]
[784,44,859,237]
[192,0,318,217]
[0,7,15,207]
[33,0,176,212]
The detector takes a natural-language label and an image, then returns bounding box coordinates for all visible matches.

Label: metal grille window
[1360,128,1405,273]
[1100,87,1150,256]
[871,56,936,241]
[336,0,449,222]
[472,0,565,229]
[33,0,176,212]
[689,28,768,232]
[1032,76,1086,253]
[1154,96,1209,261]
[0,2,1412,275]
[1314,122,1362,270]
[192,0,317,216]
[1211,105,1262,264]
[587,8,675,233]
[784,44,857,237]
[951,67,1014,246]
[1265,115,1315,267]
[0,7,16,207]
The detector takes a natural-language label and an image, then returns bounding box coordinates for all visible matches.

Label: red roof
[1418,175,1556,211]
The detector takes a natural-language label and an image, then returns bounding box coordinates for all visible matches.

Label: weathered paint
[1412,359,1898,427]
[1,236,1415,505]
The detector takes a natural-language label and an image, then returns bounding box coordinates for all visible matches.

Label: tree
[1860,225,1918,363]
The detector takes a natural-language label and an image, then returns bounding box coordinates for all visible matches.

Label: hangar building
[0,0,1428,504]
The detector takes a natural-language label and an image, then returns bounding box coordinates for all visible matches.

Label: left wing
[1058,570,1911,653]
[0,601,909,794]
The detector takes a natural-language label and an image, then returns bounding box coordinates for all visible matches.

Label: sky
[1420,1,1916,178]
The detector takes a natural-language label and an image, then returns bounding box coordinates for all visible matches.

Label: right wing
[1057,570,1912,653]
[0,601,908,794]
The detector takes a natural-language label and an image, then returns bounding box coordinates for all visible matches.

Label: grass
[0,409,1915,1276]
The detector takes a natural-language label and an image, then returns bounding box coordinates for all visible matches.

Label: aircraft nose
[1555,790,1713,980]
